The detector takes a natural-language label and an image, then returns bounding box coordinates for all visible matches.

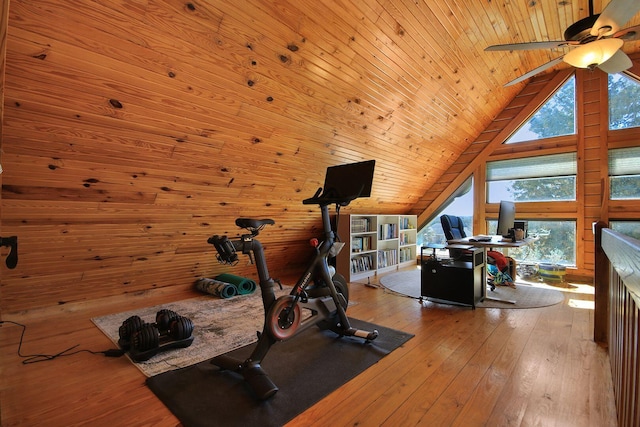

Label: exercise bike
[206,160,379,400]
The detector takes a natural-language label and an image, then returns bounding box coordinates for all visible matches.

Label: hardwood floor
[0,267,618,426]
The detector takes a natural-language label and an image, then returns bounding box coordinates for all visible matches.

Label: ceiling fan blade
[597,49,633,73]
[504,56,565,87]
[590,0,640,37]
[614,24,640,41]
[485,40,578,51]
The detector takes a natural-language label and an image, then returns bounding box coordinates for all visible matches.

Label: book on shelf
[399,231,416,246]
[351,236,371,252]
[379,223,397,240]
[399,247,413,263]
[377,248,398,268]
[351,254,373,273]
[352,237,363,252]
[351,217,371,233]
[400,217,413,229]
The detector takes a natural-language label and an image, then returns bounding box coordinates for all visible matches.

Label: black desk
[420,247,484,309]
[447,235,538,304]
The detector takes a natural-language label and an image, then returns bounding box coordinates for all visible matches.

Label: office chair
[440,215,466,240]
[440,214,471,260]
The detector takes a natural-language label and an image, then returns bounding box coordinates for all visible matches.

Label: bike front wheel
[266,295,301,341]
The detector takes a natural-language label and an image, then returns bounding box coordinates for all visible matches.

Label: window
[505,76,576,143]
[609,73,640,130]
[610,221,640,240]
[487,220,576,266]
[417,177,473,248]
[609,147,640,200]
[486,153,577,203]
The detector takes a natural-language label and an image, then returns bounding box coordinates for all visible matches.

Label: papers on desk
[461,235,536,248]
[469,236,492,242]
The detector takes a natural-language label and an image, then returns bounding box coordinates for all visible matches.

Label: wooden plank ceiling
[1,0,640,311]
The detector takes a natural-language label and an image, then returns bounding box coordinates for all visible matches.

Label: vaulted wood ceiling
[1,0,640,311]
[4,1,639,212]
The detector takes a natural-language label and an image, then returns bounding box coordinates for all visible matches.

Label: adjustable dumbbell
[118,309,190,349]
[118,315,145,343]
[130,315,194,352]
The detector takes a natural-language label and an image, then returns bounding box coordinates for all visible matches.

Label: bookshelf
[336,214,417,282]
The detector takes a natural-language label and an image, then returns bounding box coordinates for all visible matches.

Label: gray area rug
[92,288,290,377]
[379,269,565,309]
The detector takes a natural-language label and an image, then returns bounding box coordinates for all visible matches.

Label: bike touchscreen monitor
[322,159,375,199]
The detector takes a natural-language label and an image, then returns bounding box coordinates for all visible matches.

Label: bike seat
[236,218,275,229]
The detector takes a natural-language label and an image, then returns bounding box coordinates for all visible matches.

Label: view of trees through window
[488,220,576,266]
[610,174,640,199]
[610,221,640,240]
[609,73,640,130]
[505,77,575,143]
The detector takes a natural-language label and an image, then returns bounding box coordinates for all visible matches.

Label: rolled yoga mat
[214,273,257,295]
[195,278,238,299]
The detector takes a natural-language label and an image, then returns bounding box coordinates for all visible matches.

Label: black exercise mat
[146,318,413,427]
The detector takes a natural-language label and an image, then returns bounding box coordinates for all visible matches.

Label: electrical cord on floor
[0,320,124,364]
[364,277,421,300]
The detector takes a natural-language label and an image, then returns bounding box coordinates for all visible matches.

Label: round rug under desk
[379,269,565,309]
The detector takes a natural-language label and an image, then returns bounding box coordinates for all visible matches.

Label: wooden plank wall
[0,0,9,317]
[411,54,640,279]
[0,0,515,315]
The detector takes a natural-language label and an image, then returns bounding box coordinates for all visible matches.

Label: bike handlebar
[302,187,360,206]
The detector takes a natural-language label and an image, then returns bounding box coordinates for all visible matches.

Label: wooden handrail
[593,221,609,343]
[595,225,640,427]
[602,228,640,306]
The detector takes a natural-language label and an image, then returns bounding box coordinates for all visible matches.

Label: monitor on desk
[496,200,516,237]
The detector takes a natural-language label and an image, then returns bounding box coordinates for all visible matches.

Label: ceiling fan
[486,0,640,87]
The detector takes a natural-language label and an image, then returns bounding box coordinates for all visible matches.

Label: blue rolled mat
[195,278,238,299]
[214,273,257,295]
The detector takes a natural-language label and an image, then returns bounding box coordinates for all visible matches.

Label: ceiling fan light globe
[564,38,624,68]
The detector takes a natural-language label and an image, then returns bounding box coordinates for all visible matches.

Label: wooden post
[593,220,609,343]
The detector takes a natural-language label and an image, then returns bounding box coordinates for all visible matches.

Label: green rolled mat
[195,277,238,299]
[214,273,257,295]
